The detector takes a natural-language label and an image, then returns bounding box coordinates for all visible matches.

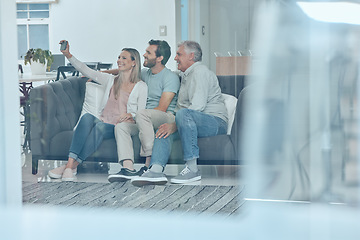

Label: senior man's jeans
[150,108,227,167]
[69,113,115,163]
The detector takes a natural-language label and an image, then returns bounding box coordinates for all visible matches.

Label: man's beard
[144,57,156,68]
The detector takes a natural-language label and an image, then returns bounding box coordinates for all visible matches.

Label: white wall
[185,0,260,72]
[49,0,177,71]
[188,0,210,67]
[208,0,260,71]
[48,0,258,73]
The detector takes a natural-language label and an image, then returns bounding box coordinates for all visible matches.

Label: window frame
[16,3,50,60]
[16,0,57,3]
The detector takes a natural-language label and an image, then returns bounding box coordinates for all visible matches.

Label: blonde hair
[113,48,141,99]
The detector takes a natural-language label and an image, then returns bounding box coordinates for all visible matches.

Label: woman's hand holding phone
[59,40,72,59]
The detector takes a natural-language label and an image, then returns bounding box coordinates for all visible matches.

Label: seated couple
[48,39,228,186]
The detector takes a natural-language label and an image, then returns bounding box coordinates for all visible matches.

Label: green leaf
[24,48,53,71]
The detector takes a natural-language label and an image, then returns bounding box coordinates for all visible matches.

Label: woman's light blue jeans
[150,108,227,168]
[69,113,115,163]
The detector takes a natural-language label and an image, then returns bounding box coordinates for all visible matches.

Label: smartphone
[60,41,68,51]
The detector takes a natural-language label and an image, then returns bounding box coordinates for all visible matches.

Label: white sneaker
[48,165,77,179]
[61,168,75,182]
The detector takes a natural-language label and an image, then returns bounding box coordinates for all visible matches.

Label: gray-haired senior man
[131,41,228,186]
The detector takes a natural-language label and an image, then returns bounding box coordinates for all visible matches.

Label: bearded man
[108,39,180,182]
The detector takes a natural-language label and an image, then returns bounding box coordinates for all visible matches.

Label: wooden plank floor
[22,181,245,216]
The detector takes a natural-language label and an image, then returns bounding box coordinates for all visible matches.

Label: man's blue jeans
[150,109,227,167]
[69,113,115,163]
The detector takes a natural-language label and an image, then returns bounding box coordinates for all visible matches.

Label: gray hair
[178,41,202,62]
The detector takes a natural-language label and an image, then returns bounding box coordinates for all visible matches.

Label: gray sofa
[29,76,243,174]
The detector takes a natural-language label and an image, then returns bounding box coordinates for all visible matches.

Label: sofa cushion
[50,131,73,156]
[222,93,238,134]
[75,80,105,128]
[198,135,235,162]
[30,78,85,155]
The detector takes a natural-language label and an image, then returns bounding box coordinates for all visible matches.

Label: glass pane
[29,11,49,18]
[244,1,360,205]
[29,4,49,10]
[181,0,188,41]
[17,25,27,60]
[29,25,49,50]
[16,3,27,11]
[17,12,28,19]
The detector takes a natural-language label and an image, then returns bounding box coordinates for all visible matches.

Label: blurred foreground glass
[243,1,360,204]
[298,1,360,25]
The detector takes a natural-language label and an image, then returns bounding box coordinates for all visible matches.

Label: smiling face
[143,45,158,68]
[117,50,135,72]
[174,45,194,72]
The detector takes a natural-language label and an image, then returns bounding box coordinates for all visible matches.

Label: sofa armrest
[29,77,86,156]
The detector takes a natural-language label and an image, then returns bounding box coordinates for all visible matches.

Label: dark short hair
[148,39,171,65]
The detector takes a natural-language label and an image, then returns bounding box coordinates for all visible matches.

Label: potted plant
[24,48,54,75]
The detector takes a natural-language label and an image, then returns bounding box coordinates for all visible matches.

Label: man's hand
[156,122,177,139]
[117,113,133,123]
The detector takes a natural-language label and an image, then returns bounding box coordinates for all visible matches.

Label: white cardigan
[69,56,148,122]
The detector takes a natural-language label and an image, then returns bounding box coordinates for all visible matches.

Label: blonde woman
[48,41,147,181]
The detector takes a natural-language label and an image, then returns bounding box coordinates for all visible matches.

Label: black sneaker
[136,166,148,176]
[108,168,138,183]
